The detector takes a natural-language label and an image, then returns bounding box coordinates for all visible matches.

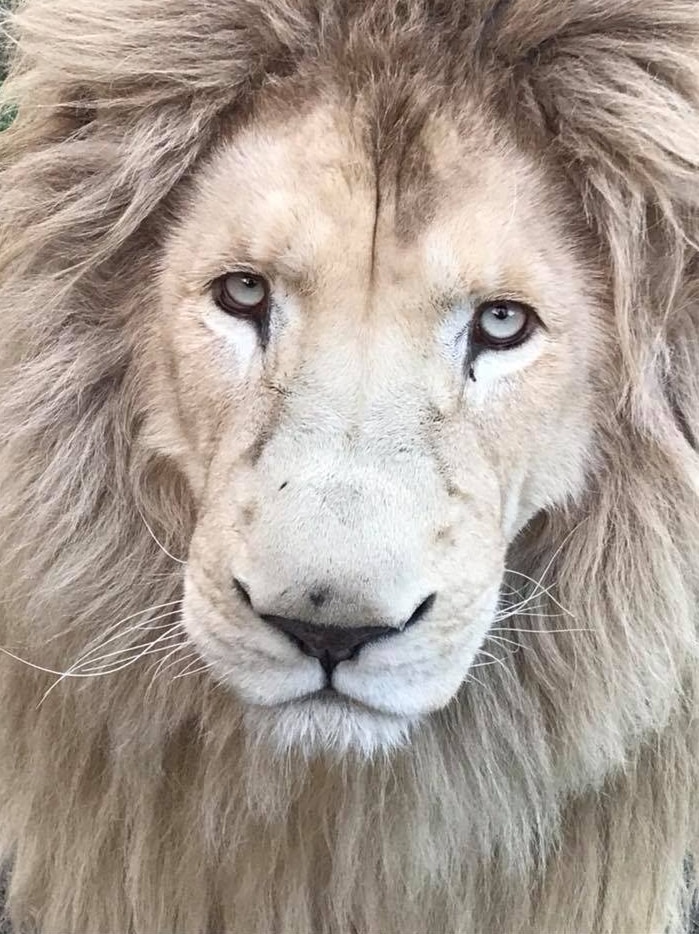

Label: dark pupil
[241,277,257,291]
[492,304,511,319]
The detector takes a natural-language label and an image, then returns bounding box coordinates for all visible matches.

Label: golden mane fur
[1,1,699,931]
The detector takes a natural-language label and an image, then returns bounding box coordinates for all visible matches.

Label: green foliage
[0,0,9,79]
[0,105,16,131]
[0,0,13,130]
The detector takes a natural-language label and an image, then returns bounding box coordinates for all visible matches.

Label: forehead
[174,98,575,304]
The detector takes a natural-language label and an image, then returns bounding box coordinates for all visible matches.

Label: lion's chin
[242,692,418,758]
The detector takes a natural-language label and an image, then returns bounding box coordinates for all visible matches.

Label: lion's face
[147,100,602,754]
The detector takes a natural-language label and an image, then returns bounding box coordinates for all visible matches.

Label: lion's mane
[1,1,699,932]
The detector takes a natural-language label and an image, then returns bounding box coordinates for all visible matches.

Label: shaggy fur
[1,1,699,932]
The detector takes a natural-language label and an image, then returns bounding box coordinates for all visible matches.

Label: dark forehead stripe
[353,74,441,241]
[259,72,442,241]
[392,131,438,241]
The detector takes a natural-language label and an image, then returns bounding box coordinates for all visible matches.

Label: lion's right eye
[472,299,536,350]
[212,272,269,319]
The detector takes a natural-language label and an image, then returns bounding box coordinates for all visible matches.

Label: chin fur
[243,695,418,759]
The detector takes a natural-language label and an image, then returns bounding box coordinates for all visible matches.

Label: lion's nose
[234,580,435,675]
[261,616,397,675]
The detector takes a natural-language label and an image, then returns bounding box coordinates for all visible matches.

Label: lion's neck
[0,659,695,933]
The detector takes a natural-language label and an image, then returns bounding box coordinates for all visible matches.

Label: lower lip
[310,687,340,701]
[302,688,379,716]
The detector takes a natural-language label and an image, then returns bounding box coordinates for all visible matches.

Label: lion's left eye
[213,272,269,318]
[473,300,535,349]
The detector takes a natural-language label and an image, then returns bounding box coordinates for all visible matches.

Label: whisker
[502,519,587,620]
[496,610,567,622]
[501,571,575,618]
[494,602,551,619]
[36,643,182,709]
[150,645,197,679]
[144,644,198,697]
[487,634,522,649]
[76,642,182,677]
[67,641,181,677]
[476,649,510,668]
[73,613,182,669]
[3,639,179,690]
[172,659,212,680]
[138,507,186,566]
[45,600,182,645]
[502,571,574,618]
[471,651,518,683]
[0,647,93,679]
[38,623,184,706]
[465,673,489,690]
[490,626,592,635]
[76,627,183,673]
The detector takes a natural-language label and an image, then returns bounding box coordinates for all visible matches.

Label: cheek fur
[202,306,261,374]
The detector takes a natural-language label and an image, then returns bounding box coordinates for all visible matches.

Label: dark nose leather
[259,593,436,677]
[261,616,394,675]
[233,578,436,676]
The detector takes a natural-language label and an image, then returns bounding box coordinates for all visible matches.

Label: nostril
[403,593,437,630]
[233,578,253,610]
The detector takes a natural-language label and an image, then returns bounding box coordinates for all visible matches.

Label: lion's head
[1,1,699,932]
[154,98,600,754]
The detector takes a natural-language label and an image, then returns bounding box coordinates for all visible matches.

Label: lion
[0,0,698,931]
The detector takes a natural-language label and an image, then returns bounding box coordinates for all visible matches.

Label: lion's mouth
[276,686,390,717]
[288,686,361,706]
[309,687,340,701]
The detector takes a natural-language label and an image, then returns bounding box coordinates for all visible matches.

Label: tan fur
[1,1,699,932]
